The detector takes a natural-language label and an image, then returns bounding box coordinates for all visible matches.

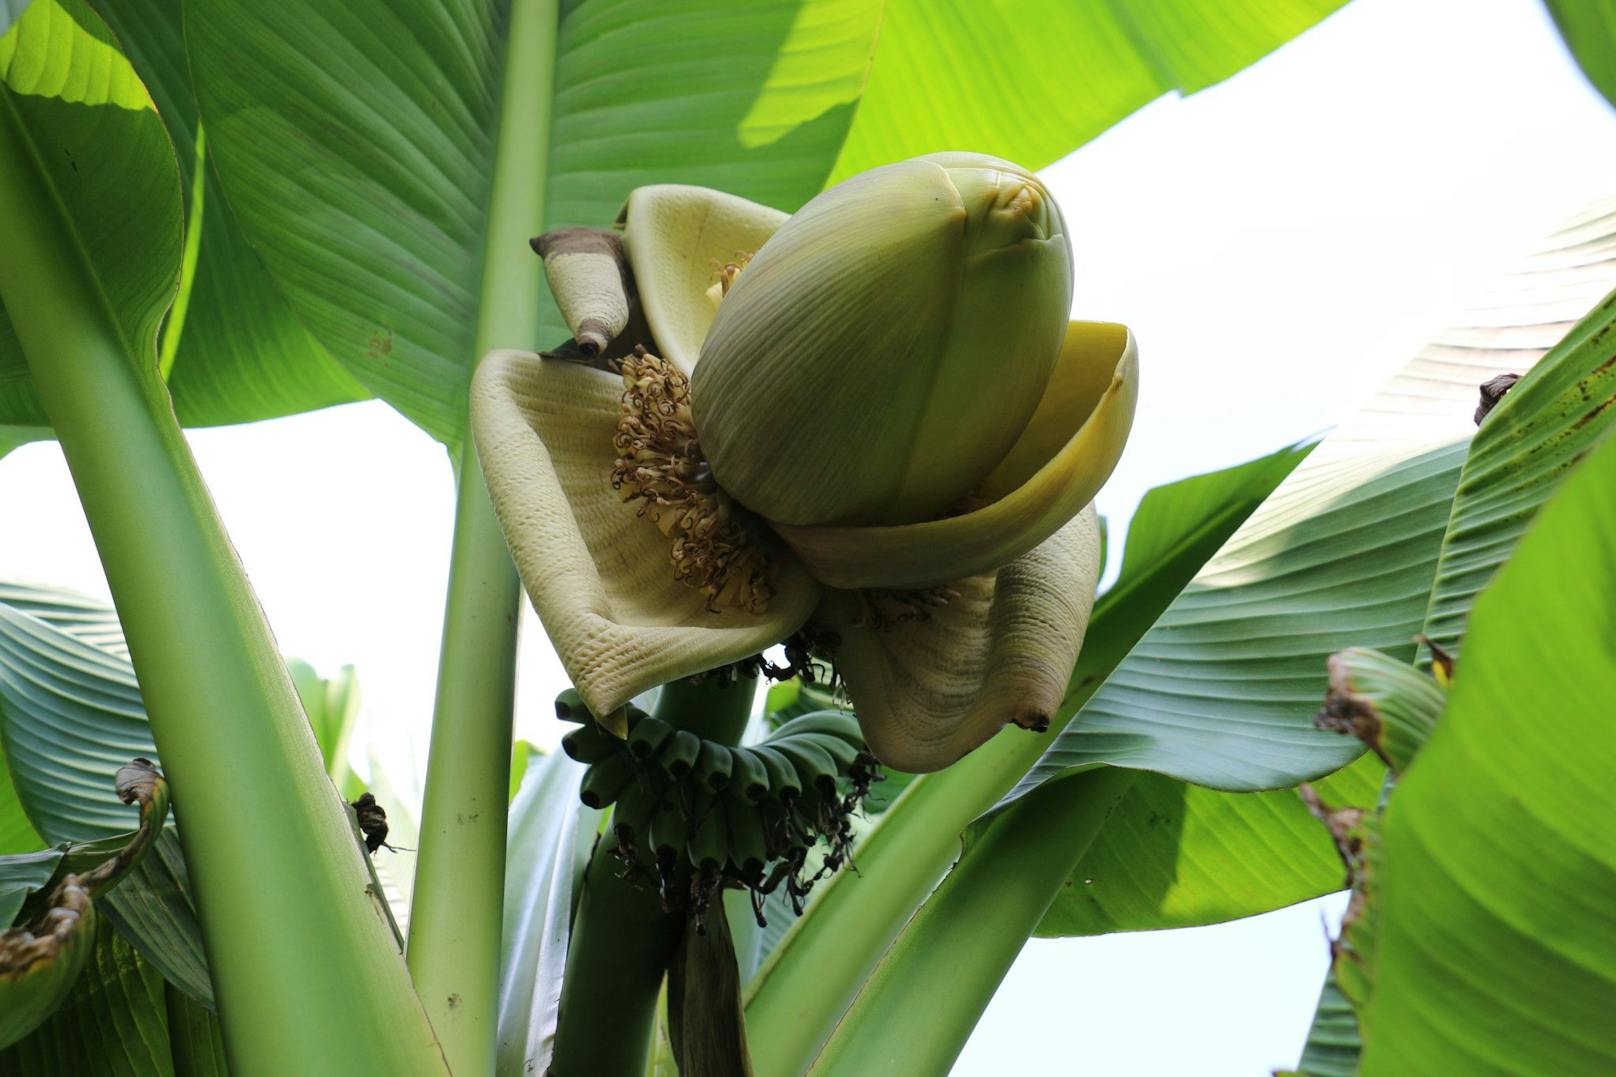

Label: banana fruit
[556,689,881,922]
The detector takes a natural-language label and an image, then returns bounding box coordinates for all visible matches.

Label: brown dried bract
[611,346,775,613]
[1314,653,1384,756]
[1474,372,1522,425]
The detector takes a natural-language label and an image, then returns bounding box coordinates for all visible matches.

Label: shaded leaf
[0,917,173,1075]
[163,983,225,1077]
[0,598,213,1007]
[91,0,369,426]
[1360,437,1616,1074]
[188,0,882,445]
[497,748,596,1077]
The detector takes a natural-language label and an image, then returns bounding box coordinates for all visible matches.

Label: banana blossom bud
[472,154,1137,771]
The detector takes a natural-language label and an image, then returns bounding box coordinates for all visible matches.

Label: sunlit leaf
[1360,437,1616,1075]
[0,0,183,423]
[831,0,1348,179]
[1009,198,1616,796]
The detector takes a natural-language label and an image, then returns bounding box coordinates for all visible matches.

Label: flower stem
[0,88,445,1074]
[550,674,758,1074]
[403,0,558,1072]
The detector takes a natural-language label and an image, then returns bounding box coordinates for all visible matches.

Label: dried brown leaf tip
[1298,782,1368,889]
[1474,372,1522,425]
[1314,654,1383,749]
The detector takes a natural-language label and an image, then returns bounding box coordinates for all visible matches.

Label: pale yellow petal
[773,322,1137,590]
[819,508,1102,773]
[470,350,820,727]
[618,185,787,376]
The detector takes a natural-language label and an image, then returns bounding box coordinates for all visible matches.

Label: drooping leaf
[830,0,1349,180]
[187,0,884,446]
[0,917,174,1075]
[0,581,127,659]
[1359,436,1616,1075]
[0,599,213,1007]
[497,748,597,1077]
[0,0,183,423]
[90,0,371,428]
[1008,198,1616,796]
[0,758,173,1055]
[1544,1,1616,111]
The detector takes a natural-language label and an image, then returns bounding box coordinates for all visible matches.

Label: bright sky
[1,0,1613,1072]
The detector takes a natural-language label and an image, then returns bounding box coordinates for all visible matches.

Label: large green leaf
[92,0,369,427]
[186,0,883,446]
[1035,754,1380,937]
[1544,1,1616,111]
[1421,212,1616,652]
[1358,436,1616,1075]
[830,0,1348,179]
[0,0,183,423]
[496,748,597,1077]
[1008,199,1616,796]
[0,918,174,1076]
[0,598,213,1008]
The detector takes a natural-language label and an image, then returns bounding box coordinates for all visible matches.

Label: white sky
[2,0,1613,1071]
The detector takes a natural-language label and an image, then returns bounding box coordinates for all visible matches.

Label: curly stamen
[611,346,774,613]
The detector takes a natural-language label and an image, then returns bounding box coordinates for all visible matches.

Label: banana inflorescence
[557,692,881,925]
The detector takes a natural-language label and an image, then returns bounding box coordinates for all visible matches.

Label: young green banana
[627,715,675,761]
[561,721,621,764]
[725,746,770,804]
[659,729,703,779]
[580,751,636,809]
[694,740,734,792]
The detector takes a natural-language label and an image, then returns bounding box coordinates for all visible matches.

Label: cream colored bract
[471,156,1137,770]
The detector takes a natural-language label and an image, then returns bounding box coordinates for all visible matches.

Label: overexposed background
[3,0,1615,1071]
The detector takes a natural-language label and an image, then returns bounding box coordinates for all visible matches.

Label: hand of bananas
[557,690,880,925]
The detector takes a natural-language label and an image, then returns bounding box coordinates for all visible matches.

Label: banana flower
[472,153,1137,772]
